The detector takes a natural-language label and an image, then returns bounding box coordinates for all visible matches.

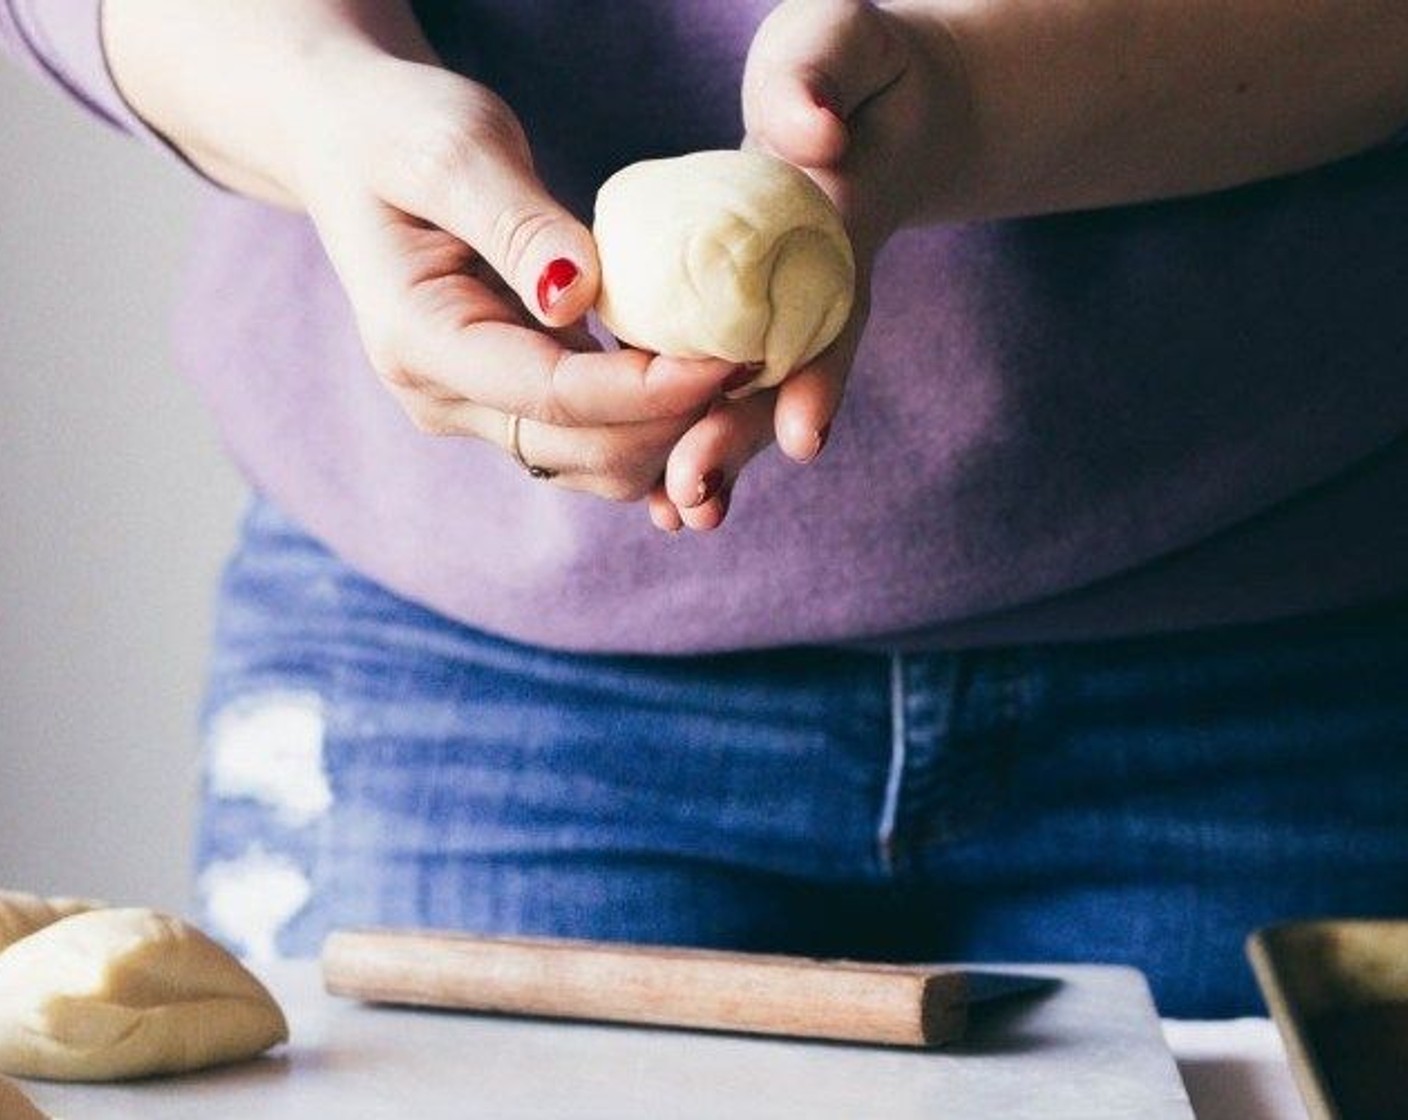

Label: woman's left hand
[647,0,970,532]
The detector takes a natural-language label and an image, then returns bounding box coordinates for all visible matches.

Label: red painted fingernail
[812,87,845,120]
[687,468,725,509]
[722,362,766,395]
[536,258,580,314]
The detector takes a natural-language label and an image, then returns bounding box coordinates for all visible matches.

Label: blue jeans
[196,498,1408,1017]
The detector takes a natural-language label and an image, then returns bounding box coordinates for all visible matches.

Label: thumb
[378,92,599,329]
[743,0,908,168]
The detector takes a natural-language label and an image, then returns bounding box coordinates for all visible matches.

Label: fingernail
[722,362,766,395]
[803,423,832,463]
[812,88,845,120]
[686,468,725,509]
[536,258,580,314]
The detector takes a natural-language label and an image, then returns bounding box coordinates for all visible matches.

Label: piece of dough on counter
[0,1073,48,1119]
[0,890,102,954]
[594,149,855,394]
[0,908,287,1082]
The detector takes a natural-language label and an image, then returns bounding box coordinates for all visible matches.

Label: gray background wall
[1,63,246,912]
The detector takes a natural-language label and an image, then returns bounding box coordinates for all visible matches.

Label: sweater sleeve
[0,0,151,135]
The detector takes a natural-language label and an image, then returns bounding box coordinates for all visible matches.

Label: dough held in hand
[593,149,855,393]
[0,908,287,1082]
[0,890,101,953]
[0,1073,47,1119]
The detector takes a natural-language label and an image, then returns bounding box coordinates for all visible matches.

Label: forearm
[890,0,1408,219]
[100,0,435,207]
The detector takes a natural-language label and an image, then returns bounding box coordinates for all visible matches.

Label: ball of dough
[593,149,855,393]
[0,908,287,1082]
[0,1073,47,1119]
[0,890,102,954]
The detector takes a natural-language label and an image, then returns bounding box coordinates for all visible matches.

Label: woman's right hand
[103,2,738,503]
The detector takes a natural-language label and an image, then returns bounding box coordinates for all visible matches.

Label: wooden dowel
[322,929,968,1048]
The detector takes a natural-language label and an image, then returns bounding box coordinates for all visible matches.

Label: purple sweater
[6,1,1406,653]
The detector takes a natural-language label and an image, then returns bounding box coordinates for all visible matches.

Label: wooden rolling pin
[322,929,974,1047]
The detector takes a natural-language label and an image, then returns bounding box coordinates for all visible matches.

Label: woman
[4,0,1405,1016]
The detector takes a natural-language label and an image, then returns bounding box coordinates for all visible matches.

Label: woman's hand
[295,51,738,500]
[104,1,737,502]
[648,0,970,532]
[651,0,1408,532]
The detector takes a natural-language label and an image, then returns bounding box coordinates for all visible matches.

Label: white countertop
[1162,1019,1307,1120]
[18,962,1307,1119]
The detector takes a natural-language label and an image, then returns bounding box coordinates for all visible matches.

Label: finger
[772,366,841,465]
[314,199,740,426]
[396,307,738,426]
[402,395,698,504]
[771,293,867,463]
[515,412,699,503]
[664,395,778,532]
[647,484,685,534]
[743,0,909,168]
[374,86,599,329]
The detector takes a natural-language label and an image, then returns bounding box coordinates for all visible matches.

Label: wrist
[101,0,435,208]
[875,2,983,225]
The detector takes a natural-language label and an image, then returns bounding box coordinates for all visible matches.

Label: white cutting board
[24,961,1194,1119]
